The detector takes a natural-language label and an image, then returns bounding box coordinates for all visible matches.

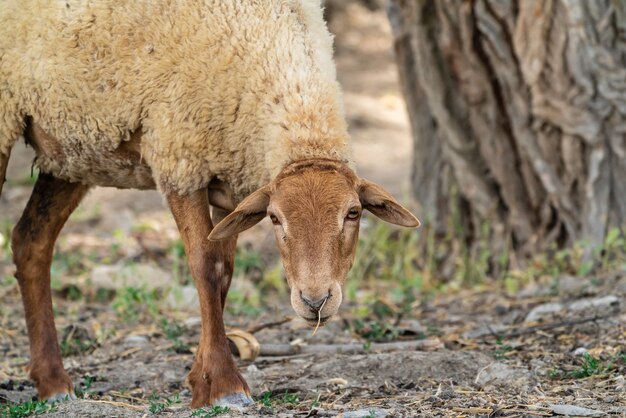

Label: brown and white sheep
[0,0,420,408]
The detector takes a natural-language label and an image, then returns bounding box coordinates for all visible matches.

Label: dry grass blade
[81,399,145,411]
[311,297,328,337]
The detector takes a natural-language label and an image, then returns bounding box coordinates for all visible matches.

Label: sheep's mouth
[304,316,331,327]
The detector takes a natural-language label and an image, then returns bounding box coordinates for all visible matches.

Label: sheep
[0,0,420,409]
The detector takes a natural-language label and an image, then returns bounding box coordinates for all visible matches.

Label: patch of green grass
[75,374,97,399]
[0,275,15,287]
[50,250,97,290]
[170,239,192,286]
[348,219,422,297]
[600,228,625,271]
[191,406,231,417]
[351,319,399,343]
[257,390,300,409]
[60,336,95,357]
[548,368,562,379]
[159,317,190,353]
[111,286,160,322]
[63,284,83,301]
[0,399,59,418]
[493,337,513,360]
[59,324,97,357]
[233,246,263,278]
[260,262,287,294]
[6,168,39,187]
[259,391,273,408]
[280,392,299,405]
[348,215,625,313]
[147,392,180,414]
[550,352,622,380]
[0,219,11,258]
[514,228,625,291]
[310,392,321,408]
[570,353,603,378]
[168,242,264,287]
[225,287,261,316]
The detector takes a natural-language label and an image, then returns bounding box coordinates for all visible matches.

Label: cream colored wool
[0,0,353,198]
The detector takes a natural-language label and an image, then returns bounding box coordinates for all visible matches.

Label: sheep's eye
[346,209,360,220]
[270,214,280,225]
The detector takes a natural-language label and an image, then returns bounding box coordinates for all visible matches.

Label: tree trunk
[388,0,626,263]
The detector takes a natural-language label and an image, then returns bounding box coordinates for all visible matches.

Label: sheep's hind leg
[11,173,89,401]
[167,191,252,409]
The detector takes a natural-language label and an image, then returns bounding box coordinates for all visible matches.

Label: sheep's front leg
[167,191,252,408]
[12,173,89,401]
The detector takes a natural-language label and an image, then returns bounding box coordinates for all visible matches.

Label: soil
[1,2,625,417]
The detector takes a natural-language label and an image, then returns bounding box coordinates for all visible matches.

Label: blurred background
[1,1,624,416]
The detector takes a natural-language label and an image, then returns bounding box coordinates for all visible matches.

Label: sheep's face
[209,160,420,326]
[267,169,361,326]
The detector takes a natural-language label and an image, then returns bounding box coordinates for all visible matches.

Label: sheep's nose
[300,291,330,313]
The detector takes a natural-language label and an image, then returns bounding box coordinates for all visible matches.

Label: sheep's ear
[358,179,420,227]
[209,185,271,240]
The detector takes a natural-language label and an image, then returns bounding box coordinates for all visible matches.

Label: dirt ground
[1,2,625,417]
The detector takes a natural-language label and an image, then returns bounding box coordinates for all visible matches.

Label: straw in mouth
[311,297,328,337]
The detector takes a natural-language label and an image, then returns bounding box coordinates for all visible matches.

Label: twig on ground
[245,316,293,334]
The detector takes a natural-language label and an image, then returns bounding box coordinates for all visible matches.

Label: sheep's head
[209,160,419,326]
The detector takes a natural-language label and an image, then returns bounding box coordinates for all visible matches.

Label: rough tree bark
[388,0,626,261]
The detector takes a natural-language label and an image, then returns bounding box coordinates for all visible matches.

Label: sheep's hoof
[214,392,254,409]
[46,392,77,403]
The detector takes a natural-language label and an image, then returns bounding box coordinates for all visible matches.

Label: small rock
[525,302,564,323]
[166,286,200,310]
[91,263,172,291]
[573,347,588,356]
[339,408,389,418]
[123,335,149,346]
[246,364,259,373]
[549,404,606,416]
[475,362,531,388]
[396,319,425,336]
[615,375,625,391]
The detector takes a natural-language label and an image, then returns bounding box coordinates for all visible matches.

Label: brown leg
[167,191,249,408]
[11,173,89,401]
[0,149,10,198]
[211,207,237,309]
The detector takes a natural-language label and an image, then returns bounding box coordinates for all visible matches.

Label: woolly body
[0,0,352,198]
